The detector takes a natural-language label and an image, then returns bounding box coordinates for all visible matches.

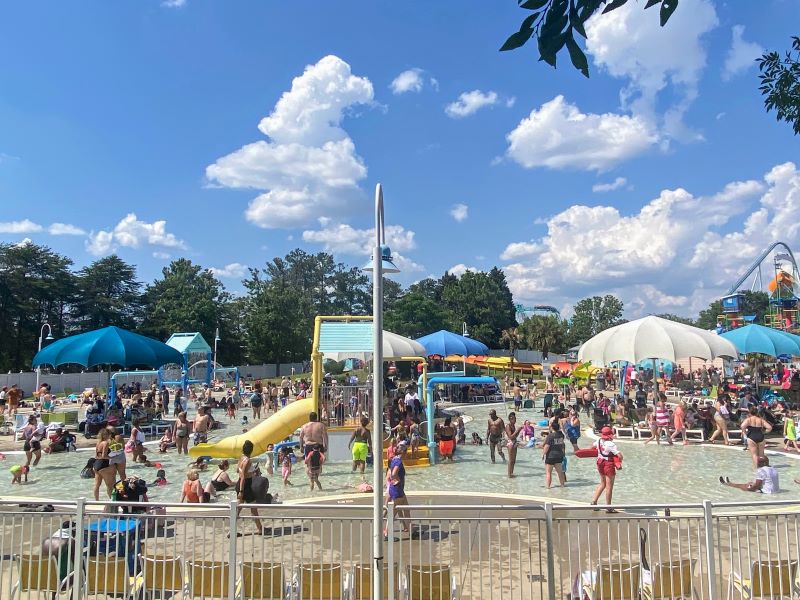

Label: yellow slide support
[188,396,315,459]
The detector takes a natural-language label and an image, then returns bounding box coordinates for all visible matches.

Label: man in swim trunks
[348,416,372,477]
[487,409,506,464]
[193,406,211,446]
[299,412,328,458]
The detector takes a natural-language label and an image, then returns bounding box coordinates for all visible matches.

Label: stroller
[112,477,149,514]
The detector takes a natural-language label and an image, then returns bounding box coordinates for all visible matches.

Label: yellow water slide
[188,396,315,459]
[189,317,330,459]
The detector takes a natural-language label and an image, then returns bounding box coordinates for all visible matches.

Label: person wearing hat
[590,426,622,512]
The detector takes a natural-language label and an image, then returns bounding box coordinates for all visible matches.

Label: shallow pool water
[2,403,799,506]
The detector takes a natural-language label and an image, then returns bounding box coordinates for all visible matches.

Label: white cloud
[152,252,171,260]
[592,177,628,193]
[450,203,468,222]
[13,238,33,247]
[85,214,186,256]
[585,0,718,138]
[500,165,793,318]
[0,219,43,234]
[161,0,186,7]
[209,263,248,279]
[500,241,540,261]
[302,221,417,255]
[723,25,764,81]
[207,56,373,229]
[505,95,658,171]
[301,220,424,272]
[48,223,86,236]
[445,90,500,118]
[390,68,436,94]
[448,264,478,278]
[85,231,114,256]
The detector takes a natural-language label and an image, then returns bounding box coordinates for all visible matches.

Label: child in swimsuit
[279,448,293,487]
[304,445,324,491]
[10,464,29,484]
[152,469,168,486]
[158,428,174,453]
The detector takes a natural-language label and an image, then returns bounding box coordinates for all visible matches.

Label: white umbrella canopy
[578,315,738,367]
[323,330,427,362]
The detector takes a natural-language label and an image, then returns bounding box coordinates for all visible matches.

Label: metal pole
[213,327,219,384]
[36,334,42,393]
[372,184,385,600]
[35,323,51,394]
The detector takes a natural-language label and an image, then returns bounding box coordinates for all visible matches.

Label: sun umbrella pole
[652,358,660,400]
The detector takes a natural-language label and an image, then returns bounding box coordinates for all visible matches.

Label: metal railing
[319,385,373,427]
[3,498,800,599]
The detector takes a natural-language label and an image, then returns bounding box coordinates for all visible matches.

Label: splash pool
[2,403,799,505]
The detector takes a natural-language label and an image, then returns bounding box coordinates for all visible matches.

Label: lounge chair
[406,565,457,600]
[9,554,73,599]
[242,562,286,599]
[352,563,399,600]
[297,563,343,599]
[85,555,143,598]
[579,564,640,600]
[729,560,798,600]
[187,559,235,599]
[642,559,696,600]
[138,554,189,599]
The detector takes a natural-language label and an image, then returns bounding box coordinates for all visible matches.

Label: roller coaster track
[726,241,800,295]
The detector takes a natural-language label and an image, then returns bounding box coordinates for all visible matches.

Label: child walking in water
[643,409,657,444]
[304,444,324,491]
[279,447,294,486]
[226,399,236,421]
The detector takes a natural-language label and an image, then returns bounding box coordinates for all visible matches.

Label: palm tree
[499,327,519,380]
[521,315,566,360]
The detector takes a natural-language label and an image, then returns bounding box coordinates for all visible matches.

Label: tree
[655,313,695,326]
[499,327,520,374]
[72,255,142,331]
[568,294,624,346]
[384,292,451,339]
[242,266,309,365]
[0,242,75,371]
[758,37,800,135]
[500,0,679,77]
[140,259,228,347]
[440,270,518,348]
[519,315,567,359]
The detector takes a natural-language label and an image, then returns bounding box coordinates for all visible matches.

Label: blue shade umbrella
[32,326,184,369]
[719,324,800,357]
[415,330,489,357]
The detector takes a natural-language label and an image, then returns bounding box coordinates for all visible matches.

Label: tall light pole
[213,327,220,383]
[36,323,54,393]
[363,183,399,600]
[462,322,469,373]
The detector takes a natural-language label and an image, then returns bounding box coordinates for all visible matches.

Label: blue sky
[1,0,798,318]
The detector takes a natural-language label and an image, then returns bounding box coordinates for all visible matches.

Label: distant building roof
[165,332,212,354]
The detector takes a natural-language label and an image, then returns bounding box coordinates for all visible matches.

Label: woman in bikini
[173,412,190,455]
[93,429,117,501]
[741,405,772,469]
[505,412,522,478]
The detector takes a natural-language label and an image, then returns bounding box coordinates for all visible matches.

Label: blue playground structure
[109,370,162,403]
[418,373,499,464]
[162,332,213,392]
